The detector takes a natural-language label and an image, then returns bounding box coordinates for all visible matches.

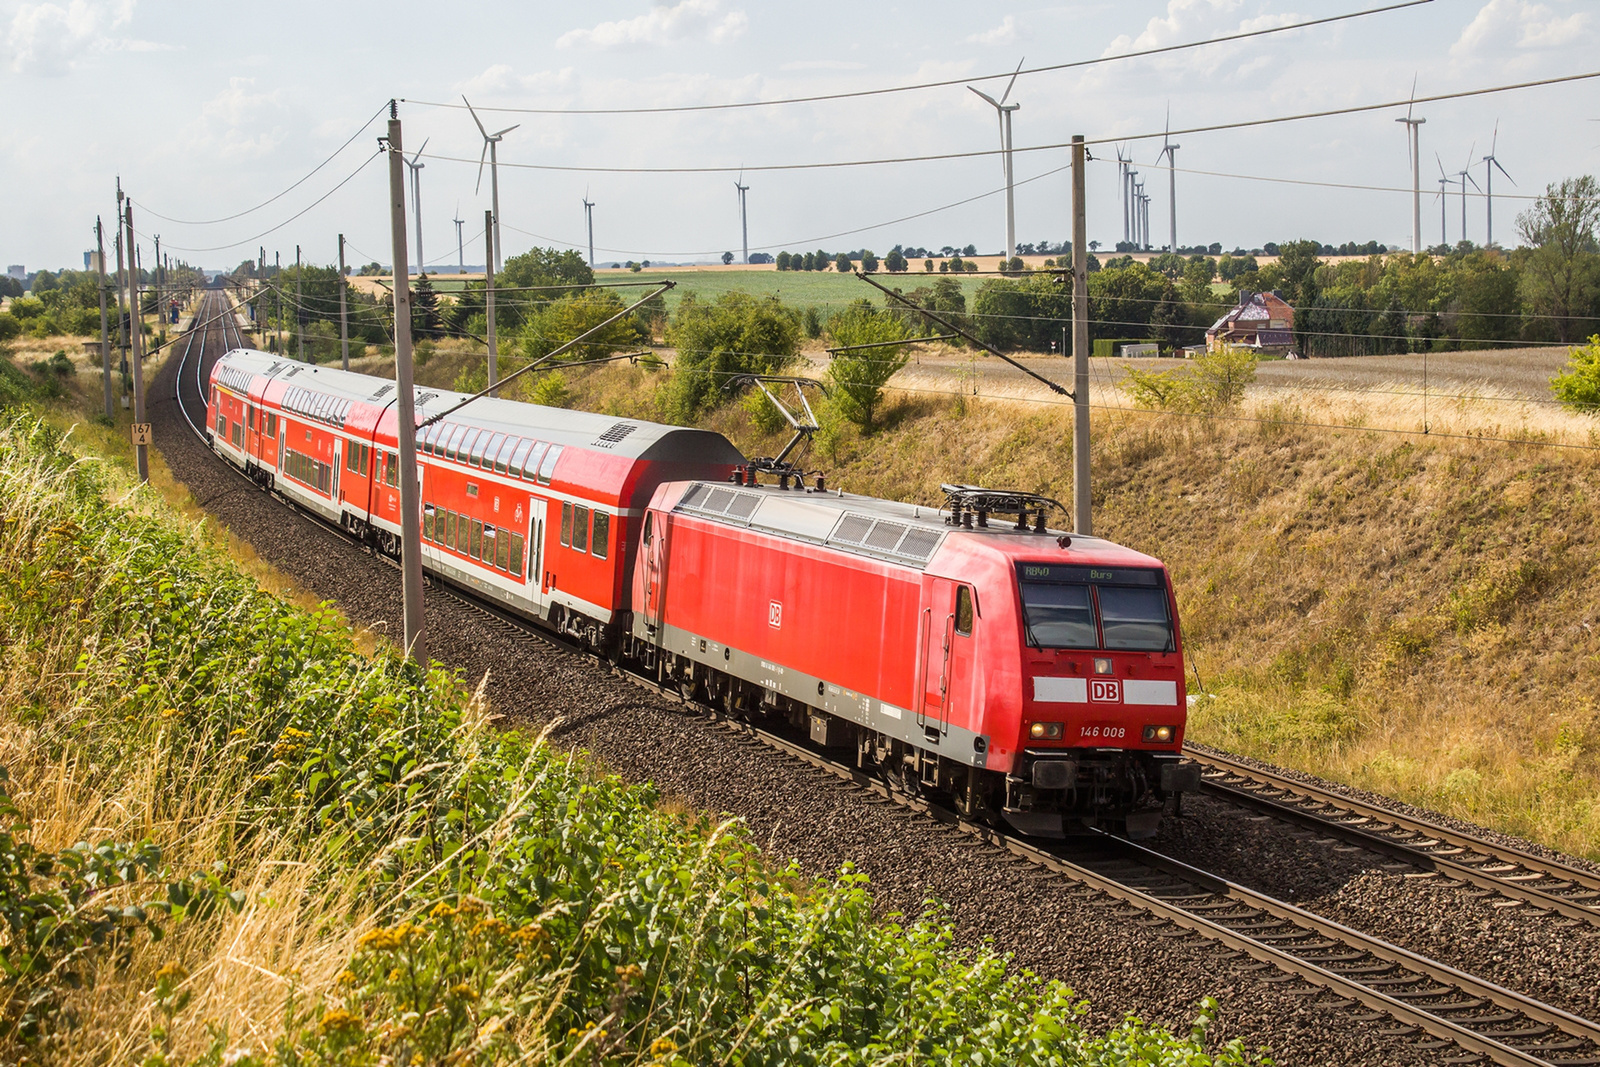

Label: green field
[596,267,990,316]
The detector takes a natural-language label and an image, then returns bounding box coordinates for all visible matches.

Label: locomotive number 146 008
[1078,724,1128,740]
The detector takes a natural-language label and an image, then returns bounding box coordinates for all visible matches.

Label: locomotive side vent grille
[593,422,637,447]
[831,514,874,545]
[705,487,736,514]
[678,483,712,509]
[895,528,943,561]
[725,493,759,519]
[864,521,907,551]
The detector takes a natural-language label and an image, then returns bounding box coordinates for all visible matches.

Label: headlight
[1142,725,1175,742]
[1029,721,1064,740]
[1093,657,1114,675]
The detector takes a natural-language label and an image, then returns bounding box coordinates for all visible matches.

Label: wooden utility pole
[258,248,266,344]
[338,233,349,370]
[113,223,128,395]
[95,218,112,419]
[484,209,497,394]
[1070,134,1091,535]
[386,104,427,662]
[123,201,149,483]
[152,234,162,331]
[275,251,282,354]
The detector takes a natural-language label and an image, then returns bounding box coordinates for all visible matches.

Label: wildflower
[616,963,643,986]
[651,1037,679,1055]
[357,926,404,952]
[469,917,508,939]
[337,970,358,985]
[155,961,189,983]
[319,1008,363,1036]
[230,727,250,738]
[429,901,456,921]
[448,982,479,1002]
[161,708,179,719]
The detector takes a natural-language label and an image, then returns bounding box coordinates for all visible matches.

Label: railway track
[167,293,1600,1066]
[1188,747,1600,928]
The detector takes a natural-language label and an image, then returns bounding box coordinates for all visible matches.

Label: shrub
[527,370,572,408]
[826,300,910,431]
[1551,335,1600,413]
[0,313,19,342]
[1124,345,1258,413]
[661,292,799,422]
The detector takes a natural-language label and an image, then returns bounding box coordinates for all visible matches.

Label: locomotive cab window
[1016,564,1174,652]
[955,586,974,636]
[1019,582,1096,649]
[642,512,653,545]
[1098,586,1174,652]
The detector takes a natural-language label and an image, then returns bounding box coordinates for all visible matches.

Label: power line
[399,1,1429,117]
[133,103,389,226]
[158,151,384,254]
[413,68,1600,176]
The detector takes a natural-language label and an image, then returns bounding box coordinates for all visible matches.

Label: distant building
[6,265,23,280]
[1206,290,1295,356]
[85,251,104,272]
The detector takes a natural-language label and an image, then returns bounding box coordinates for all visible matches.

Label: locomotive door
[642,510,666,630]
[916,576,958,737]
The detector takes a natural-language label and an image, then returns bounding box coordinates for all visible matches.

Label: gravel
[143,298,1593,1065]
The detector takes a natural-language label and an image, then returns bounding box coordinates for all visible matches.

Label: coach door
[331,440,342,502]
[642,510,666,631]
[527,499,548,616]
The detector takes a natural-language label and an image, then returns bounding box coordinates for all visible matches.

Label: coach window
[467,432,491,467]
[444,511,456,551]
[591,511,610,560]
[560,502,573,547]
[572,505,590,554]
[267,413,277,438]
[955,586,975,636]
[482,433,505,470]
[385,452,399,487]
[521,442,548,481]
[457,428,480,463]
[496,526,511,571]
[470,519,483,561]
[424,505,436,542]
[442,424,465,461]
[537,444,564,485]
[510,531,525,577]
[483,524,497,565]
[508,439,532,477]
[494,436,519,474]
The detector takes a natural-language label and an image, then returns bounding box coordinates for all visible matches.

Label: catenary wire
[413,69,1600,176]
[133,103,390,226]
[159,151,384,254]
[399,1,1429,117]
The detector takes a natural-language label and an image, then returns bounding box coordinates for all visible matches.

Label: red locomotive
[207,348,1198,837]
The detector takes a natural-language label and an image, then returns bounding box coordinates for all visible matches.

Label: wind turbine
[403,138,428,275]
[1481,123,1515,248]
[453,204,465,274]
[1455,142,1479,247]
[734,178,749,264]
[1395,77,1426,255]
[1116,146,1132,248]
[463,95,518,275]
[582,192,596,268]
[967,58,1024,262]
[1435,153,1458,248]
[1155,107,1180,254]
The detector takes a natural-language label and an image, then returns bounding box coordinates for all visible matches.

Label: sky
[2,0,1597,273]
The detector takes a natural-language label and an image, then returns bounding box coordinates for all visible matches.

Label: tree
[962,245,977,257]
[662,292,801,422]
[813,249,829,271]
[1551,335,1600,412]
[521,289,642,362]
[884,249,907,273]
[835,253,852,273]
[826,300,910,431]
[860,250,880,273]
[411,274,443,339]
[722,252,735,265]
[1517,176,1600,342]
[924,259,935,272]
[776,252,792,271]
[802,253,816,272]
[357,262,385,276]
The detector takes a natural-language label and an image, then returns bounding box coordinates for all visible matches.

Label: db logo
[768,600,783,628]
[1089,679,1121,703]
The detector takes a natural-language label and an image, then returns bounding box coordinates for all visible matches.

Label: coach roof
[213,347,742,465]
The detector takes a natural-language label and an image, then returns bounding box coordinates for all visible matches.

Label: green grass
[599,268,990,317]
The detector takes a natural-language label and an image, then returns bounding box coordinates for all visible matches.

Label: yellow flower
[357,927,404,952]
[337,970,358,985]
[650,1037,679,1055]
[319,1008,363,1035]
[230,727,250,738]
[160,708,179,719]
[154,961,189,983]
[615,963,643,985]
[429,901,456,921]
[448,982,479,1002]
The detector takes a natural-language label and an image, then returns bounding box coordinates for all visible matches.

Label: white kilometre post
[484,209,497,395]
[385,105,427,663]
[1071,135,1091,535]
[123,201,149,483]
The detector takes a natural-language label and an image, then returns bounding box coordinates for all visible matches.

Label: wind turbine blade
[999,57,1024,106]
[492,124,520,138]
[475,142,489,196]
[968,86,1001,109]
[1436,152,1448,179]
[462,95,490,139]
[1406,72,1417,121]
[1463,141,1477,171]
[410,137,429,164]
[1493,158,1515,185]
[1490,119,1499,157]
[1463,171,1482,192]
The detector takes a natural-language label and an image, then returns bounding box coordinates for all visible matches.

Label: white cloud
[1,0,164,74]
[968,15,1017,46]
[557,0,748,49]
[779,58,866,71]
[456,64,575,98]
[184,77,286,159]
[1452,0,1590,56]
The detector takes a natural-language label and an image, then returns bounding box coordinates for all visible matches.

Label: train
[206,346,1200,837]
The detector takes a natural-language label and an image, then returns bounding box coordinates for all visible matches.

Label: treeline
[0,264,208,340]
